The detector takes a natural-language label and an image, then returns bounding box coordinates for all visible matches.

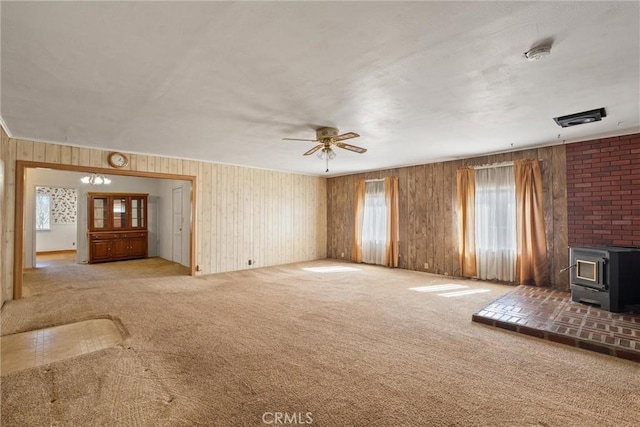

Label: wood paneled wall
[198,163,326,273]
[327,145,569,290]
[1,136,327,300]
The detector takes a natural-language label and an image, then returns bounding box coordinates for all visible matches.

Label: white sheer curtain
[361,180,387,265]
[474,166,517,281]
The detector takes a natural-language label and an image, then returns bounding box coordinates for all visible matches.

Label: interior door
[172,187,183,264]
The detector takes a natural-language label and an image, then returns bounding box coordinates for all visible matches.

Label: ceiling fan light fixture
[316,147,337,160]
[283,126,365,172]
[81,173,112,185]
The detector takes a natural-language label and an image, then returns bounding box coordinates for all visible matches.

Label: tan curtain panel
[456,167,477,277]
[352,179,366,263]
[514,159,549,286]
[384,177,400,267]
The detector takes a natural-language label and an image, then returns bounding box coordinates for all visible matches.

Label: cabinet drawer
[90,233,120,240]
[121,232,147,238]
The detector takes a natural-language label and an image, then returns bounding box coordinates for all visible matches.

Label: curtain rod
[473,159,543,170]
[365,178,386,182]
[473,161,514,170]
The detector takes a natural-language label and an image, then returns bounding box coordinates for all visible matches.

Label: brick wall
[566,133,640,247]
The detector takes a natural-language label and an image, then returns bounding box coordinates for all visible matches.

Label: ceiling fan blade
[333,132,360,142]
[303,144,323,156]
[335,142,367,154]
[283,137,318,142]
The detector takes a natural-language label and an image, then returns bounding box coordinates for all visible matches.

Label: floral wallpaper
[36,186,77,224]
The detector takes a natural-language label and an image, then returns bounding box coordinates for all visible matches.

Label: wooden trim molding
[14,161,25,299]
[13,160,198,299]
[190,177,197,276]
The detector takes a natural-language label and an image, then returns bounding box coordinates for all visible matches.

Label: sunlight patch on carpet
[438,289,491,297]
[409,284,467,292]
[303,266,361,273]
[410,284,491,298]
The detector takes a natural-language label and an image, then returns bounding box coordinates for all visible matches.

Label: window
[474,165,517,282]
[35,194,52,231]
[354,176,399,267]
[457,159,548,285]
[361,180,387,265]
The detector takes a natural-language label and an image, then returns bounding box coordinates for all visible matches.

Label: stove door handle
[560,264,576,273]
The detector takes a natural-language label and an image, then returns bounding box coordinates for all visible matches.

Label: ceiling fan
[282,127,367,172]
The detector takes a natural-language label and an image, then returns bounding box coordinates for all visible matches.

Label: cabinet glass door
[112,197,128,229]
[131,197,145,229]
[92,196,108,230]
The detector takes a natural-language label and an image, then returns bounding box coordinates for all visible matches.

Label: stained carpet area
[1,318,125,375]
[2,259,639,426]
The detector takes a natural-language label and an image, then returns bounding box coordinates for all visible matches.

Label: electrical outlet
[341,252,345,258]
[424,262,429,269]
[444,272,449,276]
[248,260,252,266]
[196,265,201,271]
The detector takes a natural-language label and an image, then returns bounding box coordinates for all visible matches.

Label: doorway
[32,183,79,269]
[14,161,197,299]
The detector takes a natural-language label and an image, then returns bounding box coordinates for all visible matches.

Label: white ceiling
[2,1,639,177]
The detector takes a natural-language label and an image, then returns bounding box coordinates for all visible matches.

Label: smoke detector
[524,45,551,60]
[553,108,607,128]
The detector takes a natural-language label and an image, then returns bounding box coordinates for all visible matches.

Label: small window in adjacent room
[35,193,52,231]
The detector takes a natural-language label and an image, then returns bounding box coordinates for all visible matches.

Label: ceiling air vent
[553,108,606,128]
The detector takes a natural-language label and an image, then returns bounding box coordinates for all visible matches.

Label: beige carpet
[22,255,190,298]
[2,259,639,426]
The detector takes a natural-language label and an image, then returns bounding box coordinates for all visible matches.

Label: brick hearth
[473,285,640,363]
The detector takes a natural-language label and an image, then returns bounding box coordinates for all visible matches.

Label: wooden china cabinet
[87,193,148,263]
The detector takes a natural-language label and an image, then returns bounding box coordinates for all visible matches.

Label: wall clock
[108,152,129,169]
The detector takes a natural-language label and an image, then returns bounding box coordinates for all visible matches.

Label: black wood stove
[569,246,640,313]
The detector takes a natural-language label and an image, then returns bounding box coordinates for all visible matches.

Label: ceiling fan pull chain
[326,156,329,173]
